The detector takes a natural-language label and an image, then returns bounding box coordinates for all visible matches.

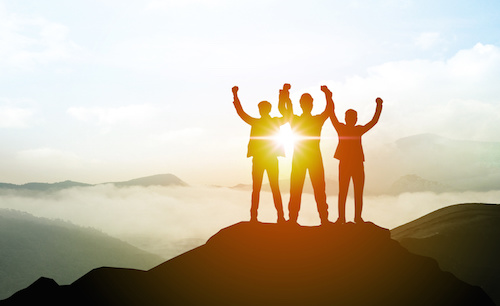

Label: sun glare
[278,124,296,157]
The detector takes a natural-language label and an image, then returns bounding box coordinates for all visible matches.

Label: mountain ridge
[0,209,164,300]
[391,203,500,304]
[2,221,493,305]
[0,174,187,192]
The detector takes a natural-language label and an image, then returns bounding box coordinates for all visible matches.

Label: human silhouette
[232,86,289,223]
[328,88,383,224]
[279,84,333,225]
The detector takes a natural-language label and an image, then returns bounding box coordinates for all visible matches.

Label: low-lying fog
[1,185,499,259]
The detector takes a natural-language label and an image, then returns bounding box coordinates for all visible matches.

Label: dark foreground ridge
[2,222,494,306]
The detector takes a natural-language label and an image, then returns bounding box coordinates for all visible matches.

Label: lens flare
[277,124,296,157]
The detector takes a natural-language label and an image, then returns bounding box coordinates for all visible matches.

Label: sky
[1,0,500,187]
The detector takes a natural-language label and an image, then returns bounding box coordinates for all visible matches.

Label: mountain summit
[3,221,493,305]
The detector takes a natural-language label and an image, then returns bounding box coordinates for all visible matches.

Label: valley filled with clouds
[1,183,499,259]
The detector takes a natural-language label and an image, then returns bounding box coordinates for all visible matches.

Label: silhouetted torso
[334,124,367,162]
[291,113,324,159]
[248,117,285,159]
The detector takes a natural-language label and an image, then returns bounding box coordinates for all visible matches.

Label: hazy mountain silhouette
[389,174,456,194]
[234,174,456,196]
[105,174,187,188]
[0,174,187,192]
[0,210,163,300]
[3,221,493,305]
[0,181,92,191]
[392,133,500,192]
[391,203,500,305]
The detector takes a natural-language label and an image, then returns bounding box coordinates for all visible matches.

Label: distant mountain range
[389,133,500,192]
[391,203,500,305]
[232,174,455,195]
[0,209,164,300]
[231,133,500,195]
[0,174,188,192]
[388,174,456,194]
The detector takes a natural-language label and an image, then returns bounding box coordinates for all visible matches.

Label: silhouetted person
[328,88,383,224]
[280,84,333,225]
[232,86,289,223]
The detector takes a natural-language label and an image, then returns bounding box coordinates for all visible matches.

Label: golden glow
[277,124,296,157]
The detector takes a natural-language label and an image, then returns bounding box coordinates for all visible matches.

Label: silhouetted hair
[299,94,313,105]
[299,94,313,112]
[258,101,272,114]
[345,109,357,125]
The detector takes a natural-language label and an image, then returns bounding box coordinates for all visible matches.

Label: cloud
[16,147,94,170]
[414,32,443,50]
[0,105,36,128]
[147,128,204,145]
[0,5,81,69]
[0,184,498,259]
[67,104,167,129]
[322,43,500,142]
[145,0,233,10]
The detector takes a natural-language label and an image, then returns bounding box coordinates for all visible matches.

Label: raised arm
[278,83,293,124]
[324,86,341,130]
[319,85,334,123]
[361,97,383,133]
[232,86,256,125]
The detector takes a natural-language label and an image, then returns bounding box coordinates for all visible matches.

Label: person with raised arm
[327,87,383,224]
[232,86,290,223]
[280,84,333,225]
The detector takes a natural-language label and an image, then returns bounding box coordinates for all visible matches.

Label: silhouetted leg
[288,157,306,223]
[309,155,329,224]
[251,158,265,222]
[267,158,285,223]
[337,161,350,224]
[352,162,365,223]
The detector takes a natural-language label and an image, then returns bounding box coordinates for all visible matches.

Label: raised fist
[232,86,239,94]
[321,85,332,96]
[283,83,291,91]
[376,97,383,104]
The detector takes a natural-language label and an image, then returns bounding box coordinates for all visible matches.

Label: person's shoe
[286,219,299,226]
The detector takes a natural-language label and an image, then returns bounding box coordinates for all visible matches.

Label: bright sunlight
[277,124,296,157]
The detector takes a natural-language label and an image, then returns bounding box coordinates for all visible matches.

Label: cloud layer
[0,185,498,258]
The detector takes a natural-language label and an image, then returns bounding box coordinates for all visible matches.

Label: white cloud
[322,43,500,142]
[17,147,87,168]
[0,5,81,69]
[148,127,204,144]
[414,32,442,50]
[0,184,498,259]
[447,43,500,79]
[67,104,166,128]
[145,0,233,10]
[0,105,36,128]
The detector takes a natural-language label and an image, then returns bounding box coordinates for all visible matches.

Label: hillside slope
[3,221,493,305]
[0,210,164,300]
[391,203,500,305]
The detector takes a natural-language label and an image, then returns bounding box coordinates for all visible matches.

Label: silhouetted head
[345,109,357,126]
[258,101,272,117]
[299,94,313,114]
